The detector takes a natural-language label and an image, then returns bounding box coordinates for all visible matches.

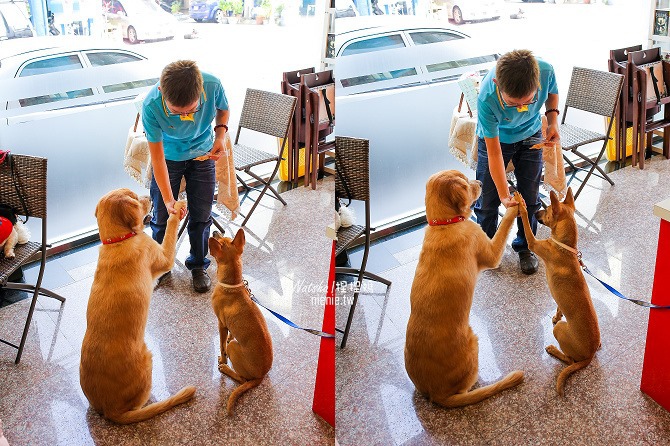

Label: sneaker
[192,269,211,293]
[519,250,538,275]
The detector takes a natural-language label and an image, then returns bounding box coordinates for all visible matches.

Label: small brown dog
[209,229,273,415]
[405,170,524,408]
[80,188,195,424]
[516,189,600,396]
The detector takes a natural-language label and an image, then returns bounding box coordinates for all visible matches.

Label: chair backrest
[282,67,315,87]
[563,67,624,119]
[0,154,47,220]
[237,88,297,139]
[301,70,336,130]
[335,136,369,202]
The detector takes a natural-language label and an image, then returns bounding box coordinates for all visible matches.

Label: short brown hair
[160,60,203,107]
[495,49,540,99]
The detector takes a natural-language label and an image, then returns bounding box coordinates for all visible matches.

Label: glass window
[409,31,464,45]
[340,68,418,88]
[102,78,159,93]
[341,34,405,56]
[87,51,143,66]
[426,54,499,73]
[19,55,84,77]
[18,89,94,107]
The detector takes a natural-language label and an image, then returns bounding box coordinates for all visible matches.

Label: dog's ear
[440,175,470,215]
[208,236,222,258]
[119,195,144,231]
[232,228,245,253]
[549,190,560,209]
[563,187,575,209]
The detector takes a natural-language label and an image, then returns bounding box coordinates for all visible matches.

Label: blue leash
[243,280,335,338]
[549,238,670,309]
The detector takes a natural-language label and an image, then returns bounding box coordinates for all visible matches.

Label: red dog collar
[0,216,12,244]
[427,216,466,226]
[101,232,137,245]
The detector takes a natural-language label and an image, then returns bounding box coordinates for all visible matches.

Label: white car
[103,0,177,44]
[0,37,161,242]
[335,17,499,96]
[433,0,504,25]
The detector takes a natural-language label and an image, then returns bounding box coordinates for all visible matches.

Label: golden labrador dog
[80,188,195,424]
[405,170,524,408]
[516,189,600,396]
[209,229,273,415]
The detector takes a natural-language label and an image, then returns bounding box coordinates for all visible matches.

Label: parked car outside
[0,37,161,242]
[335,17,499,96]
[433,0,504,24]
[0,0,34,40]
[189,0,226,23]
[103,0,177,43]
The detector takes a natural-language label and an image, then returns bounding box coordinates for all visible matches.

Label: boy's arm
[149,141,182,217]
[484,136,517,208]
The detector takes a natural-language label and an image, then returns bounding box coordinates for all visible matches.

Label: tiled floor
[336,157,670,445]
[0,178,335,445]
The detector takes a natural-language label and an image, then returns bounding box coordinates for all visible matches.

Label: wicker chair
[560,67,624,199]
[335,136,391,348]
[233,88,297,227]
[0,154,65,364]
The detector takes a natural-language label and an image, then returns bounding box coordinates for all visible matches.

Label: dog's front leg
[3,230,18,259]
[218,320,229,365]
[152,201,185,275]
[480,204,518,269]
[515,192,551,258]
[552,307,564,325]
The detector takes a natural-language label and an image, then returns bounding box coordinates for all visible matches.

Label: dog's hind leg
[219,363,246,383]
[546,345,573,364]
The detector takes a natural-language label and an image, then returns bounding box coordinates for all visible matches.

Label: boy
[475,49,560,275]
[142,60,230,292]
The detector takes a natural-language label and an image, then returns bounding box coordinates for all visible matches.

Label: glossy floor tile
[336,157,670,445]
[0,178,335,446]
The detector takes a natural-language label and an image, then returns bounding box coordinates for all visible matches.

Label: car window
[86,51,143,66]
[340,67,418,88]
[18,89,95,107]
[19,55,84,77]
[341,34,405,56]
[102,78,158,93]
[409,31,464,45]
[0,3,31,31]
[426,54,498,74]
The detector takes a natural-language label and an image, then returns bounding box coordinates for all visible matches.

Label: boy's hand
[208,138,226,161]
[500,194,518,208]
[165,199,187,219]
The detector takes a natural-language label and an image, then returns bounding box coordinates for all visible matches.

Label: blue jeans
[474,132,543,252]
[150,158,215,270]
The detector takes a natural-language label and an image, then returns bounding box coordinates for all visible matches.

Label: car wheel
[215,9,226,23]
[452,6,464,25]
[127,26,138,44]
[194,18,203,22]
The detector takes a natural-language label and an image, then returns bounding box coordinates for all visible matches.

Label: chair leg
[340,263,367,349]
[3,283,65,302]
[14,290,40,364]
[240,162,286,227]
[335,267,392,286]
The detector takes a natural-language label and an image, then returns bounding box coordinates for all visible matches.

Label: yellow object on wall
[606,118,633,161]
[279,140,305,181]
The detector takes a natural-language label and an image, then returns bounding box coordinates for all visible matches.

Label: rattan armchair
[232,88,297,227]
[335,136,391,348]
[0,154,65,364]
[560,67,624,199]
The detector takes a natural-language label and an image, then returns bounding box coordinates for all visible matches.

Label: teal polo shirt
[476,59,558,144]
[142,72,229,161]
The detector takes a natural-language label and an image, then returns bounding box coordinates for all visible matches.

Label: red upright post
[312,242,335,426]
[640,199,670,411]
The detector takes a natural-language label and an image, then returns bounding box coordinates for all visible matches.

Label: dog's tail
[436,371,524,408]
[107,386,196,424]
[15,220,30,244]
[556,358,592,396]
[227,378,263,415]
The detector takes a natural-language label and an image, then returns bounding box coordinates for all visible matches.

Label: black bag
[0,150,29,223]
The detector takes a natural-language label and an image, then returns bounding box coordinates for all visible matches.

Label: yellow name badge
[180,113,195,122]
[516,105,529,113]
